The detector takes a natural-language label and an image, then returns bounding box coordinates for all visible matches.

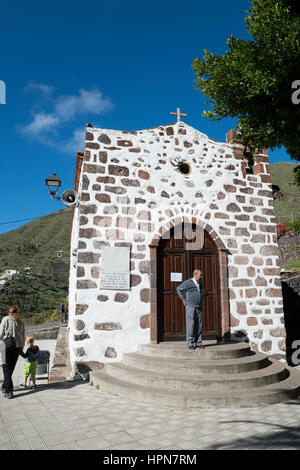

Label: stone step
[138,341,253,360]
[104,359,288,391]
[123,351,270,375]
[49,326,71,382]
[90,367,300,408]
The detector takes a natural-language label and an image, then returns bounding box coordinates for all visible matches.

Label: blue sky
[0,0,295,234]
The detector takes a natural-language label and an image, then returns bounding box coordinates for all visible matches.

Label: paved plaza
[0,339,300,450]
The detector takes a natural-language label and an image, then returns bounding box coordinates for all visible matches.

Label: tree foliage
[192,0,300,160]
[292,165,300,186]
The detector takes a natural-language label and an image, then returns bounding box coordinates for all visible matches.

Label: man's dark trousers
[186,305,203,348]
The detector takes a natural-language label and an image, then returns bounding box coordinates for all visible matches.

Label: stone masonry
[68,121,285,372]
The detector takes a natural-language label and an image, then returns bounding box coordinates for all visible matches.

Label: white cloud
[19,86,114,154]
[21,112,59,137]
[55,89,113,121]
[24,81,54,95]
[60,128,86,154]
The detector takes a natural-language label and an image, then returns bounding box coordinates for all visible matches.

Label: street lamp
[45,174,78,207]
[45,174,62,199]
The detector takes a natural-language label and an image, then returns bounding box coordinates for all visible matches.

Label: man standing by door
[176,269,204,350]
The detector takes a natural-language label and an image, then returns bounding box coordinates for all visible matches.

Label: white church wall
[68,121,285,371]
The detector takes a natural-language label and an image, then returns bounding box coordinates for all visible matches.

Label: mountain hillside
[270,162,300,223]
[0,208,72,324]
[0,208,72,273]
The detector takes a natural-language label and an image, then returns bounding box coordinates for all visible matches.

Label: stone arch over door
[149,217,231,343]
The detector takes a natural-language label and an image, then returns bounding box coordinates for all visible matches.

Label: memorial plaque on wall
[99,246,130,290]
[170,272,182,282]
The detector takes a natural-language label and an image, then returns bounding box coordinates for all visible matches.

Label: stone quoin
[68,120,285,373]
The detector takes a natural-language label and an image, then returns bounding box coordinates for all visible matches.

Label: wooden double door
[157,224,220,341]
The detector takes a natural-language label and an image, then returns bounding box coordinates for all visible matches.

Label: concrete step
[90,367,300,408]
[90,341,300,408]
[138,341,253,360]
[104,359,288,391]
[49,326,72,382]
[123,351,270,375]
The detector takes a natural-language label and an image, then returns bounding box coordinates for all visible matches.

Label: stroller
[33,350,51,382]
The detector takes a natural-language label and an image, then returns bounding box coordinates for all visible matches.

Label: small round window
[178,162,191,175]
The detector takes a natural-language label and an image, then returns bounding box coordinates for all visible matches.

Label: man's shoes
[19,384,26,389]
[4,391,13,399]
[188,345,195,350]
[1,387,6,394]
[197,344,205,349]
[217,337,226,344]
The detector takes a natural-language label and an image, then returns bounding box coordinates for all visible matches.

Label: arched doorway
[156,223,221,342]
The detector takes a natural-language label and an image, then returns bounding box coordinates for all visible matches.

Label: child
[19,335,40,390]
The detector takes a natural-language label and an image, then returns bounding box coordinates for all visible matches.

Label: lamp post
[45,174,62,199]
[45,174,78,207]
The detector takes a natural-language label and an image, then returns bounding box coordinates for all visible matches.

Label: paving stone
[109,441,144,450]
[77,437,111,450]
[104,431,137,445]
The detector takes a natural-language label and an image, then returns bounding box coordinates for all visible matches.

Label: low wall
[25,322,59,340]
[278,235,300,267]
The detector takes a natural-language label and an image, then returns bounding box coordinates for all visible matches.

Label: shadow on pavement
[0,378,89,399]
[208,415,300,449]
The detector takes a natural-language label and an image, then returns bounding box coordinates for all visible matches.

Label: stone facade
[68,121,286,371]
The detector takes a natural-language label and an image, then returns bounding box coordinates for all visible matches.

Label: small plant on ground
[277,223,290,238]
[285,260,300,271]
[287,220,300,235]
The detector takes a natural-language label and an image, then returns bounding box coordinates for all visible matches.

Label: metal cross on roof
[170,107,187,123]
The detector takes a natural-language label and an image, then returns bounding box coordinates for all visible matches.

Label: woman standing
[0,306,25,399]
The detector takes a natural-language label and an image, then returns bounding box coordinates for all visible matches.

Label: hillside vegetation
[270,162,300,223]
[0,208,72,324]
[0,208,71,273]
